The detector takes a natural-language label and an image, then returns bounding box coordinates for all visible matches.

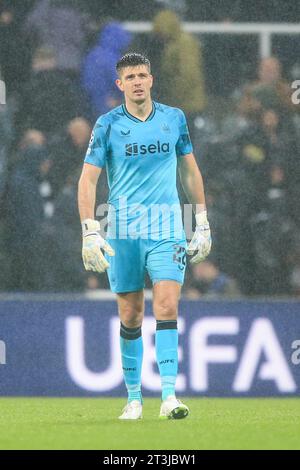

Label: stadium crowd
[0,0,300,297]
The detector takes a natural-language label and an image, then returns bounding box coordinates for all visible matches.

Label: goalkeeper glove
[82,219,115,273]
[187,211,212,264]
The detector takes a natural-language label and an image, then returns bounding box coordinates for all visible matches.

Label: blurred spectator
[223,105,299,293]
[25,0,87,76]
[49,117,91,195]
[236,107,299,221]
[261,109,299,193]
[249,162,297,295]
[16,47,82,135]
[239,57,295,118]
[185,258,241,299]
[7,130,54,290]
[151,10,206,125]
[204,180,237,276]
[0,1,36,23]
[0,3,32,95]
[50,162,109,291]
[81,22,132,119]
[51,170,86,291]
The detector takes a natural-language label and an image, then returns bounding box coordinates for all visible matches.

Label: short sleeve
[84,117,108,168]
[175,109,193,157]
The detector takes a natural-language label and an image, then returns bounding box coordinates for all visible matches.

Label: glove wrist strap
[195,210,208,227]
[82,218,100,236]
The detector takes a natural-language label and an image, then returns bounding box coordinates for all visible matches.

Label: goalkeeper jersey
[84,101,193,238]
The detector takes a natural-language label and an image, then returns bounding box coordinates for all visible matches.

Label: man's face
[116,65,153,104]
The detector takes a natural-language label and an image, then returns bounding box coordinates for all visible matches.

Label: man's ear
[115,78,124,92]
[149,74,153,89]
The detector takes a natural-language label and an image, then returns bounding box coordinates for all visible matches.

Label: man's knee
[120,307,143,328]
[153,299,178,320]
[117,292,144,328]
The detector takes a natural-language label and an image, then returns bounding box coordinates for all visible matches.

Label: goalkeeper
[78,53,211,420]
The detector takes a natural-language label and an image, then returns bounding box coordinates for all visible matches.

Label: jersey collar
[122,102,156,123]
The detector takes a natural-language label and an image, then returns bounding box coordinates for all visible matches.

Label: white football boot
[159,396,189,420]
[118,400,143,420]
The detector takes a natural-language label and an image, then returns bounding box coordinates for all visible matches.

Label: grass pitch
[0,398,299,450]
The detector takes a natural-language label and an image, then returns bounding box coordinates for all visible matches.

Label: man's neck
[124,99,153,122]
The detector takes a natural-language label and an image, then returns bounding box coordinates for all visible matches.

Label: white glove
[187,211,212,264]
[82,219,115,273]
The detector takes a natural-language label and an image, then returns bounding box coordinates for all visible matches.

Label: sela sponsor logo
[0,340,6,365]
[66,316,297,394]
[125,141,170,156]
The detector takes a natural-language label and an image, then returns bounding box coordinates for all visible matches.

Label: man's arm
[78,162,114,272]
[178,152,206,214]
[78,162,102,221]
[178,152,211,263]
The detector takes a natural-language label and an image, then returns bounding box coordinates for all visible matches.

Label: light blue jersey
[84,101,193,239]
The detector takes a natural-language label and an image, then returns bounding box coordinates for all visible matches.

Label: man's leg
[153,280,180,400]
[153,280,189,419]
[117,290,144,419]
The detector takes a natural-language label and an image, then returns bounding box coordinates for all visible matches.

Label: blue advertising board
[0,298,299,396]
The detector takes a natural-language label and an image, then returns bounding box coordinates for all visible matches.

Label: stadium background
[0,0,300,450]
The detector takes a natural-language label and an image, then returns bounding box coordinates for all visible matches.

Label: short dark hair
[116,53,151,75]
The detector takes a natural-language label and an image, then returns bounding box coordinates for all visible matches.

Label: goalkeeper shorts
[105,235,187,293]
